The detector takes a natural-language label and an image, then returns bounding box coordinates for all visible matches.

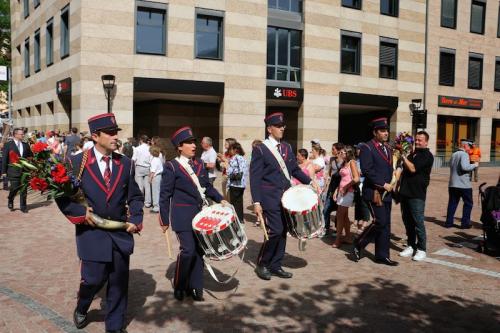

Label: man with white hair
[201,136,217,185]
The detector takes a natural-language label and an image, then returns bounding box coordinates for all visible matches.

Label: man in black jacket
[1,128,33,212]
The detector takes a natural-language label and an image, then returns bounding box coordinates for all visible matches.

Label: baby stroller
[478,181,500,253]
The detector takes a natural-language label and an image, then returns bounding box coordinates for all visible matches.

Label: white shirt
[13,139,23,156]
[83,141,94,151]
[201,147,217,179]
[93,147,113,177]
[267,136,281,153]
[132,143,151,168]
[150,156,163,176]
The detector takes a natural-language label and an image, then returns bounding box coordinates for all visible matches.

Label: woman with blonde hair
[332,145,360,248]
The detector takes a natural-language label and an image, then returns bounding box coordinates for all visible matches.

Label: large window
[195,12,224,60]
[379,38,397,79]
[439,48,455,86]
[60,5,70,58]
[267,27,301,82]
[495,57,500,92]
[470,1,486,35]
[34,29,40,72]
[46,18,53,66]
[24,38,30,78]
[468,53,483,90]
[380,0,398,17]
[268,0,302,13]
[23,0,29,18]
[497,5,500,38]
[342,0,361,10]
[341,31,361,75]
[135,2,167,55]
[441,0,457,29]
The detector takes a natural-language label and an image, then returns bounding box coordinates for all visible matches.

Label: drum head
[281,185,318,214]
[192,204,235,234]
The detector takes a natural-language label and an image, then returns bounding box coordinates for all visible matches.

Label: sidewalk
[0,168,499,332]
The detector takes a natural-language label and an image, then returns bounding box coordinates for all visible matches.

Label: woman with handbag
[332,145,360,248]
[222,142,247,223]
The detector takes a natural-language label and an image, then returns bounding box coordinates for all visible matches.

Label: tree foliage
[0,0,10,92]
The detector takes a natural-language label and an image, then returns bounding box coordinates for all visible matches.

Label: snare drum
[192,204,248,261]
[281,185,324,240]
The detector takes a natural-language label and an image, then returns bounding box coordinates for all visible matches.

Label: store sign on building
[56,78,72,95]
[438,95,482,110]
[266,86,303,101]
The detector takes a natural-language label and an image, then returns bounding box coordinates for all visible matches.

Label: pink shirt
[339,162,354,192]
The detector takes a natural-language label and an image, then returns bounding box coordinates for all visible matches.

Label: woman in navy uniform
[250,112,318,280]
[352,117,398,266]
[159,126,227,301]
[56,113,144,332]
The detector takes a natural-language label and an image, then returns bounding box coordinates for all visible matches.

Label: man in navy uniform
[352,117,398,266]
[1,127,33,212]
[251,112,317,280]
[159,126,227,302]
[55,113,144,333]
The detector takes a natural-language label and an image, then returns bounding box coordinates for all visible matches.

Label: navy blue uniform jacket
[159,158,223,232]
[359,139,394,203]
[250,141,311,211]
[56,149,144,262]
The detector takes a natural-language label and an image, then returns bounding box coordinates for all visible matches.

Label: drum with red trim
[281,185,324,240]
[192,204,248,260]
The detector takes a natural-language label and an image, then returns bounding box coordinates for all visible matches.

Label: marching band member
[352,117,398,266]
[56,113,144,332]
[159,126,227,302]
[250,112,318,280]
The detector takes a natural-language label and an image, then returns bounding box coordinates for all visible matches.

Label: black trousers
[229,186,245,223]
[355,200,392,259]
[8,176,27,209]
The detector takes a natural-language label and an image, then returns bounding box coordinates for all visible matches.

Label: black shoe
[254,265,271,280]
[174,289,184,301]
[375,258,399,266]
[444,224,454,228]
[351,245,362,262]
[461,224,472,229]
[20,208,28,213]
[73,308,88,329]
[189,289,204,302]
[270,268,293,279]
[8,201,13,211]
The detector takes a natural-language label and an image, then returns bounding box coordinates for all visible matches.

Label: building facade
[9,0,499,161]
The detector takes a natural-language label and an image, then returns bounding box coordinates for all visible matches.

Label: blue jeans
[400,197,426,251]
[446,187,473,227]
[323,194,337,230]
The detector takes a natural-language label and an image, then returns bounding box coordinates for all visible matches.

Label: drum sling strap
[175,157,246,286]
[262,139,293,186]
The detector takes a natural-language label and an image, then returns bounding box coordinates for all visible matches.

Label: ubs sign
[438,95,483,110]
[266,86,303,101]
[56,78,72,95]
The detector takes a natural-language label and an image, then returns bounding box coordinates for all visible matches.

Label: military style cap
[265,112,285,126]
[171,126,195,146]
[88,113,121,133]
[371,117,389,130]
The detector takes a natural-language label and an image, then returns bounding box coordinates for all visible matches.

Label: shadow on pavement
[130,277,500,332]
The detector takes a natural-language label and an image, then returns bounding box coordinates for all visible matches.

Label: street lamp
[101,74,116,113]
[409,98,427,134]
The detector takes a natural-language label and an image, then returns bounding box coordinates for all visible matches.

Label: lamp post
[101,75,116,113]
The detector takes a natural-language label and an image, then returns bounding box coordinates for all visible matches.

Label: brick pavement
[0,168,499,333]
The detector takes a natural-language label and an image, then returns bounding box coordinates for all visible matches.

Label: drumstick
[164,230,173,259]
[258,213,269,241]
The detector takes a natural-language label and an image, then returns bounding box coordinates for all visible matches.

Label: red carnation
[9,151,20,164]
[32,142,49,153]
[30,177,48,192]
[51,163,70,184]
